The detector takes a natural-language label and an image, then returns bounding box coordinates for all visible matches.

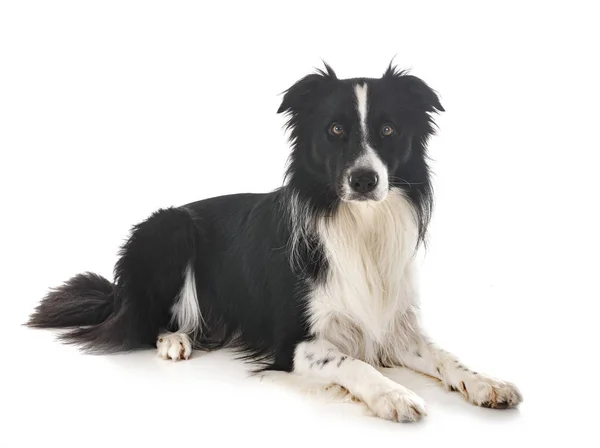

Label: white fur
[355,83,369,137]
[287,190,317,273]
[293,339,427,422]
[394,339,523,408]
[308,189,420,365]
[156,332,192,361]
[170,263,203,334]
[454,374,522,407]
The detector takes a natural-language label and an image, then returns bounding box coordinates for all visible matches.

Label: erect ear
[383,64,445,113]
[277,63,337,114]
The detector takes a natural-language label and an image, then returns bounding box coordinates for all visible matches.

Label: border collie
[28,63,522,422]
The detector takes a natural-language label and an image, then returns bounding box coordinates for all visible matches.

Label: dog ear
[383,64,445,113]
[277,63,337,114]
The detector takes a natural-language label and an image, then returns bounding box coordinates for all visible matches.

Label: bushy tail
[26,272,145,353]
[27,272,115,329]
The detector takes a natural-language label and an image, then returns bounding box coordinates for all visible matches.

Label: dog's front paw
[156,333,192,361]
[365,387,427,422]
[452,374,522,409]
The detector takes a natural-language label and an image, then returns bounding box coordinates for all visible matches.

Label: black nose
[349,170,379,194]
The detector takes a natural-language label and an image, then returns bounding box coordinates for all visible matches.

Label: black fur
[28,273,114,328]
[26,63,443,372]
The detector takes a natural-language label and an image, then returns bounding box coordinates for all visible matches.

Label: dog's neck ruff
[287,188,420,352]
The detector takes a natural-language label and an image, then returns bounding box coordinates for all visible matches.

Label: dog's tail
[27,275,141,352]
[27,272,115,329]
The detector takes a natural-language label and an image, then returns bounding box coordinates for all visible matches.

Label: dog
[27,63,522,422]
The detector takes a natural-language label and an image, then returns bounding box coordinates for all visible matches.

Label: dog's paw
[156,333,192,361]
[452,374,522,409]
[365,387,427,422]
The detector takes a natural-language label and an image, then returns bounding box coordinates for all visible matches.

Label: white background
[1,1,599,447]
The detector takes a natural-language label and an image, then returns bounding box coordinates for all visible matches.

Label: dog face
[278,64,443,205]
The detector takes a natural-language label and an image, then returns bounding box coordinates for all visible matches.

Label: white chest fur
[307,189,420,365]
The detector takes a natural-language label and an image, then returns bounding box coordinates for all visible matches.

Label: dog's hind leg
[34,207,205,355]
[156,263,200,361]
[114,207,205,360]
[156,332,193,361]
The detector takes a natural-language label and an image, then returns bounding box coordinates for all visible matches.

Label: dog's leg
[294,339,427,422]
[156,332,192,361]
[393,335,523,409]
[156,262,200,361]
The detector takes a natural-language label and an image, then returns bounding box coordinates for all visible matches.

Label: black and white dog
[28,64,522,422]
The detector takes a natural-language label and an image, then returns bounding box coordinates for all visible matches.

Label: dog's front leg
[293,339,427,422]
[394,335,523,409]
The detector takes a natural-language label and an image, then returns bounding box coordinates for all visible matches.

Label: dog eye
[381,124,395,137]
[329,123,345,136]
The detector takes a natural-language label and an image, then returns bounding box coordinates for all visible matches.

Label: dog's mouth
[338,187,389,203]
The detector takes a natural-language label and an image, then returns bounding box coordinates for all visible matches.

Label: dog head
[278,63,443,207]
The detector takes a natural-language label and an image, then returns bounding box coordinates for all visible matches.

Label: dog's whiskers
[388,176,426,187]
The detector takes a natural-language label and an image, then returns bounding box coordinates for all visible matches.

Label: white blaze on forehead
[354,83,369,139]
[344,82,389,202]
